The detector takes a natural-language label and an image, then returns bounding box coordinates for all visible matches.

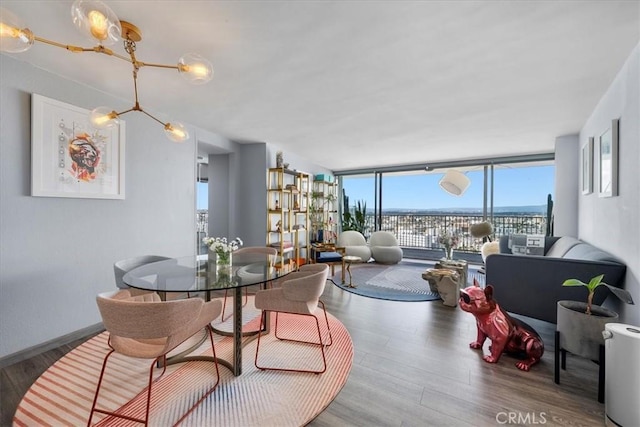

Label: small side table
[421,268,460,307]
[435,259,468,288]
[342,255,362,288]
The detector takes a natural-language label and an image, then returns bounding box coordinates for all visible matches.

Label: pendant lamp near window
[439,170,470,196]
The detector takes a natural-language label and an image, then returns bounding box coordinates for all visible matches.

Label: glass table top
[123,253,281,293]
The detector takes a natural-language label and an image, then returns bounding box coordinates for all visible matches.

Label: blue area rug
[331,261,441,302]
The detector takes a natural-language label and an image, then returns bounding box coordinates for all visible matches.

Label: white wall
[578,43,640,325]
[554,134,579,237]
[0,55,217,358]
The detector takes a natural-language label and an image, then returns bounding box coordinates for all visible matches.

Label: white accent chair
[337,230,371,262]
[369,231,403,264]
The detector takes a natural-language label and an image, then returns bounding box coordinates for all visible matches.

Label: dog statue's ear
[484,284,494,300]
[473,278,480,287]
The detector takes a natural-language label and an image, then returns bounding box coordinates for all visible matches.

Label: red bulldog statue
[459,280,544,371]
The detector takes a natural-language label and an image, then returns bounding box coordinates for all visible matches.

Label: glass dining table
[123,252,288,376]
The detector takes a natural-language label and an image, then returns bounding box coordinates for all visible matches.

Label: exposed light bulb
[178,53,213,84]
[0,8,34,52]
[164,122,189,142]
[71,0,121,45]
[89,107,118,128]
[87,10,108,41]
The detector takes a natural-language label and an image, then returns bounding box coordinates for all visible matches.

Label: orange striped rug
[14,299,353,426]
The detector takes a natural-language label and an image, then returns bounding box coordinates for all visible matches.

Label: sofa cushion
[563,244,621,263]
[545,236,582,258]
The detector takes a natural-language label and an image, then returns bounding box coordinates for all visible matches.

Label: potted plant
[557,274,634,360]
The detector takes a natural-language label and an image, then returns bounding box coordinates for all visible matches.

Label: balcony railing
[361,213,547,253]
[196,210,547,257]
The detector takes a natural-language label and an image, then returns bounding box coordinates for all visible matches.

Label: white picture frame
[31,94,125,199]
[581,137,593,195]
[598,119,619,198]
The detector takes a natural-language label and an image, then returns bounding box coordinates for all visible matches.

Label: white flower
[203,236,243,254]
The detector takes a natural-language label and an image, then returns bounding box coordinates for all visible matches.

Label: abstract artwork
[31,94,125,199]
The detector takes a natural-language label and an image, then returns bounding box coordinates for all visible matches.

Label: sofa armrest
[485,253,626,323]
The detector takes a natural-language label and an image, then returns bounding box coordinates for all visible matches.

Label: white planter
[557,300,618,360]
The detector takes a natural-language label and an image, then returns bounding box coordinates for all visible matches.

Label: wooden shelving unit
[310,177,338,244]
[266,167,310,270]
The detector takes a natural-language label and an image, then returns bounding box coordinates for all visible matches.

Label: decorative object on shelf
[1,1,213,142]
[459,280,544,371]
[438,230,459,260]
[439,170,470,196]
[276,151,284,168]
[555,273,634,402]
[31,94,125,199]
[203,236,243,269]
[598,119,619,198]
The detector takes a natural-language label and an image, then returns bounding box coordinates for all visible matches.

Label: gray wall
[578,43,640,325]
[206,142,333,249]
[0,56,204,358]
[554,134,579,237]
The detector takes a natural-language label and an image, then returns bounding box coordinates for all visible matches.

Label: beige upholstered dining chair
[221,246,277,321]
[253,263,332,374]
[88,290,222,427]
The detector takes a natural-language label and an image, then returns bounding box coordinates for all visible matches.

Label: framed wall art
[581,137,593,195]
[31,94,125,199]
[598,119,619,198]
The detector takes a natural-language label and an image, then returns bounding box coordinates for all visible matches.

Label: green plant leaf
[562,279,587,287]
[603,284,635,305]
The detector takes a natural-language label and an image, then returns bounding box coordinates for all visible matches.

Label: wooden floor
[1,282,606,426]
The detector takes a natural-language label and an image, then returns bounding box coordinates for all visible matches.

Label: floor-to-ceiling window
[338,156,554,258]
[196,158,209,255]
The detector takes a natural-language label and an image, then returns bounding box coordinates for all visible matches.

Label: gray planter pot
[557,300,618,360]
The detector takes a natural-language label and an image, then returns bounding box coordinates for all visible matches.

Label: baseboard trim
[0,323,104,369]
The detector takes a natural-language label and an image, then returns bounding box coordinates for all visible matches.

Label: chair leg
[255,310,328,374]
[89,328,220,427]
[88,349,153,426]
[221,288,249,322]
[274,304,332,347]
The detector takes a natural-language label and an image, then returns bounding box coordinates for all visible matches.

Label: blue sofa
[485,236,627,324]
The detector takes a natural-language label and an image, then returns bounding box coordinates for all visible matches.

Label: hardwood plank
[0,279,607,427]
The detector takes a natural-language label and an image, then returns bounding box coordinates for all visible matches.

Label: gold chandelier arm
[136,61,180,71]
[114,107,136,116]
[33,36,135,63]
[139,108,168,126]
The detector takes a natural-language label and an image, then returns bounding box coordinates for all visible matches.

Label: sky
[342,165,555,210]
[197,165,555,211]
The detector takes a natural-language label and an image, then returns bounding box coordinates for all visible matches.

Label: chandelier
[0,0,214,142]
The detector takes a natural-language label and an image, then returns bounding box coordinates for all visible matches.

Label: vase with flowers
[203,236,243,269]
[438,230,459,260]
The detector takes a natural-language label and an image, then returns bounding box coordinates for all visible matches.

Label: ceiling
[2,1,639,171]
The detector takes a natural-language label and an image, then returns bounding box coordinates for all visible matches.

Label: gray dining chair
[113,255,173,295]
